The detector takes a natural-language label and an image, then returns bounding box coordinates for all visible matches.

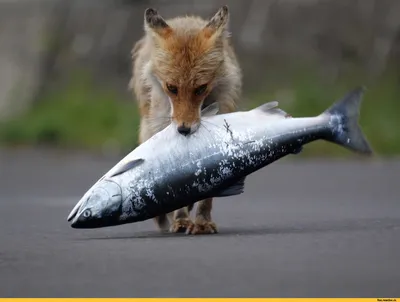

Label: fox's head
[144,6,231,136]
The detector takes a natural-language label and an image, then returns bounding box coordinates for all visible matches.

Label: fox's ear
[144,8,172,38]
[203,5,230,39]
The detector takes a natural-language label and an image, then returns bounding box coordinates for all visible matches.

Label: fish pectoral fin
[251,101,292,119]
[109,158,145,177]
[201,102,220,117]
[213,177,246,197]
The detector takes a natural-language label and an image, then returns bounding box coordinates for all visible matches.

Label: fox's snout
[167,89,204,137]
[176,122,200,136]
[177,124,191,136]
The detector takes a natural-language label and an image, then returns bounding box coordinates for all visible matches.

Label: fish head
[70,179,123,229]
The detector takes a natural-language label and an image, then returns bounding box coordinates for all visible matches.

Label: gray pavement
[0,148,399,297]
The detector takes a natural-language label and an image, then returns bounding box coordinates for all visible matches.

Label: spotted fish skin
[67,87,372,229]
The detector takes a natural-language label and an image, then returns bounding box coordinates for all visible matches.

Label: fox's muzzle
[177,124,191,136]
[176,122,200,136]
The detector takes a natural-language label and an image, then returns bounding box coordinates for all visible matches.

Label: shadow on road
[77,217,400,241]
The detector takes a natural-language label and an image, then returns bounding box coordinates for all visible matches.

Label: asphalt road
[0,148,399,297]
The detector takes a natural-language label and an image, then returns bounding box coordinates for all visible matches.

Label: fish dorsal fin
[201,102,220,117]
[251,101,292,119]
[109,158,144,178]
[251,101,279,112]
[213,177,246,197]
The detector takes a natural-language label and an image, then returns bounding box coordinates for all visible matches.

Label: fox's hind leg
[186,198,217,235]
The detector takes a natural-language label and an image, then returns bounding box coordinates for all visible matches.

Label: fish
[67,87,373,229]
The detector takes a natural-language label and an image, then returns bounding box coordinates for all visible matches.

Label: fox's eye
[194,84,207,96]
[166,84,178,95]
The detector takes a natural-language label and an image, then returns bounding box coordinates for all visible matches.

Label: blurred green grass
[0,66,399,157]
[246,64,400,158]
[0,72,140,152]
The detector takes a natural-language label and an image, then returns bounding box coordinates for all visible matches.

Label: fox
[129,5,242,235]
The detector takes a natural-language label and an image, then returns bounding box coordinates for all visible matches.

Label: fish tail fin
[321,86,373,156]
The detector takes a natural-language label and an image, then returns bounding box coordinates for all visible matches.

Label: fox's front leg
[186,198,217,235]
[169,207,194,233]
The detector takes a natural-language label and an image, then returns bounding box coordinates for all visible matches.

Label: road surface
[0,148,399,297]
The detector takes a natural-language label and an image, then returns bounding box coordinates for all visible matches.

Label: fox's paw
[186,218,218,235]
[169,218,194,233]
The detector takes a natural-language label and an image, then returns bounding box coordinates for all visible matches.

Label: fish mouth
[70,214,81,228]
[67,177,108,222]
[70,215,121,229]
[70,216,98,229]
[69,208,122,229]
[67,182,109,222]
[68,180,123,228]
[67,196,87,222]
[67,205,79,222]
[68,200,87,226]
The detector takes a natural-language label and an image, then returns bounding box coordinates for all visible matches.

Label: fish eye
[83,209,91,218]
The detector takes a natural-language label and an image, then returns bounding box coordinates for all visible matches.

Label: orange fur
[129,6,242,234]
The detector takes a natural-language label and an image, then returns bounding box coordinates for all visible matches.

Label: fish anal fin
[213,177,246,197]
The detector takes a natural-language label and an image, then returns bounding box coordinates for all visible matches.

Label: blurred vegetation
[0,64,399,158]
[1,0,400,158]
[247,62,400,158]
[0,71,139,153]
